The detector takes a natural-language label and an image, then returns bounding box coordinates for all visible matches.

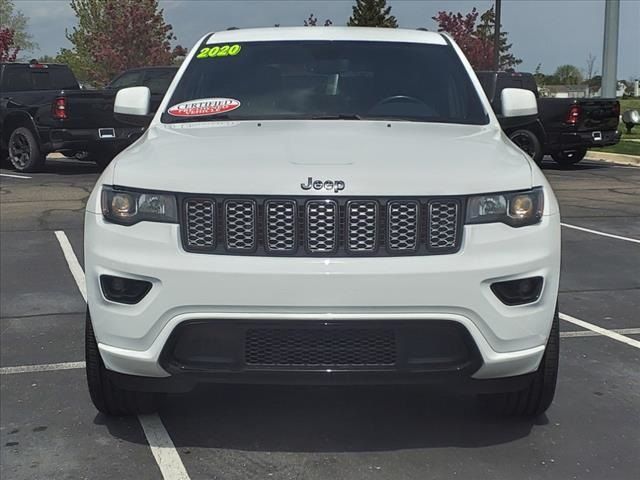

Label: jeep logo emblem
[300,177,345,193]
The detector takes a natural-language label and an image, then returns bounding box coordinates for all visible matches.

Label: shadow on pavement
[120,385,540,452]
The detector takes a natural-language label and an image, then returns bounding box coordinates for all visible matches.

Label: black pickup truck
[476,71,621,166]
[1,62,177,172]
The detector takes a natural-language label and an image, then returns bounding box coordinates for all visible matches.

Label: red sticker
[167,98,240,117]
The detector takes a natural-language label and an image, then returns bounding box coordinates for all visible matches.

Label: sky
[12,0,640,79]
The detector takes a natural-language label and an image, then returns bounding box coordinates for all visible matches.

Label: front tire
[85,310,159,416]
[482,306,559,417]
[509,129,543,165]
[552,148,587,167]
[8,127,45,172]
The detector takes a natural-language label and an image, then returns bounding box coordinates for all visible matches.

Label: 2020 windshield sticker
[196,44,242,59]
[167,98,241,117]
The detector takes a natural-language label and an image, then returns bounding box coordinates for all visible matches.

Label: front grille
[245,327,396,366]
[181,196,463,257]
[224,200,256,251]
[428,201,459,249]
[185,199,215,249]
[306,200,338,253]
[347,201,378,252]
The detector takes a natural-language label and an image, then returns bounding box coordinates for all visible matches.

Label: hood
[112,120,532,196]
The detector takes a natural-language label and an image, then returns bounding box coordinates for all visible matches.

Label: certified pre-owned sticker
[167,98,241,117]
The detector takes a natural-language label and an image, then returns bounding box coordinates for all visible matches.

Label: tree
[63,0,180,86]
[348,0,397,28]
[584,53,597,95]
[554,64,583,85]
[0,27,19,62]
[303,13,332,27]
[432,6,521,70]
[432,8,492,70]
[0,0,37,56]
[475,6,521,70]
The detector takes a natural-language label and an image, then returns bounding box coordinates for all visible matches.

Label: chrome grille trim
[265,200,297,252]
[387,201,419,252]
[346,200,378,252]
[306,200,338,253]
[185,199,215,249]
[224,200,256,251]
[428,201,459,249]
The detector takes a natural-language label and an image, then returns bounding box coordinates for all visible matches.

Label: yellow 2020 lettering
[197,44,242,59]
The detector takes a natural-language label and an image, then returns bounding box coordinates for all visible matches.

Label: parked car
[85,27,561,418]
[0,61,177,172]
[476,71,621,166]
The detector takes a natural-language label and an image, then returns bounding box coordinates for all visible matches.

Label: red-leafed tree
[432,7,521,70]
[0,27,20,62]
[63,0,181,85]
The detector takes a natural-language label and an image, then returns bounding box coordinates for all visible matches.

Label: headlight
[101,186,178,225]
[466,187,544,227]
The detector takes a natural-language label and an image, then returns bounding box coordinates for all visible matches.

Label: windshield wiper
[309,114,363,120]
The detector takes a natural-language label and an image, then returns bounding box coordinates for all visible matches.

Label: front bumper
[85,210,561,383]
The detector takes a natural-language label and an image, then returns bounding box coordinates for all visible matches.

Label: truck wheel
[481,306,559,417]
[509,129,543,165]
[8,127,45,172]
[551,148,587,167]
[85,309,159,416]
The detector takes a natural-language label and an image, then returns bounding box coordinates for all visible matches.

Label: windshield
[162,40,488,125]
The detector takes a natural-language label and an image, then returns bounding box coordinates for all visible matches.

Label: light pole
[494,0,502,71]
[601,0,620,98]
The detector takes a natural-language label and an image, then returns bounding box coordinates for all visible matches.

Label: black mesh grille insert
[245,328,396,367]
[181,195,462,256]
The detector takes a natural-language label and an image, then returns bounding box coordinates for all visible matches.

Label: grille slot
[245,328,396,366]
[265,200,297,252]
[185,199,215,249]
[346,201,378,252]
[225,200,256,251]
[387,201,419,252]
[428,201,459,249]
[306,200,338,253]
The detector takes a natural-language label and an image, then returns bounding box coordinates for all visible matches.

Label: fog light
[491,276,543,306]
[100,275,152,304]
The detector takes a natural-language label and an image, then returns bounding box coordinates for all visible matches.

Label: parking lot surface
[1,157,639,480]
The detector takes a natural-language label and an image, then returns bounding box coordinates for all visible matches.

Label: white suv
[84,27,560,417]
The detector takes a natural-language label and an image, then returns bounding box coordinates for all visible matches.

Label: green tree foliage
[62,0,180,86]
[475,6,521,70]
[0,0,37,55]
[554,64,583,85]
[348,0,397,28]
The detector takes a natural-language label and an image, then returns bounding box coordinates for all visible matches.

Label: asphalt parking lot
[1,156,639,480]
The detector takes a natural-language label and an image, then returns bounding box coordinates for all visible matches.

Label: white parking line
[139,415,191,480]
[0,361,85,375]
[560,327,640,338]
[561,223,640,244]
[560,313,640,349]
[54,231,87,301]
[0,172,31,179]
[54,229,191,480]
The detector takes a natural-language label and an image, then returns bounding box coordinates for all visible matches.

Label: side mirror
[114,86,150,115]
[114,86,151,126]
[501,88,538,118]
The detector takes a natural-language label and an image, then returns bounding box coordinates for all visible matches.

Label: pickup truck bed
[476,71,620,166]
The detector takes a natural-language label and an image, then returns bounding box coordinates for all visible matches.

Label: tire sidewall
[509,129,543,165]
[8,127,44,172]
